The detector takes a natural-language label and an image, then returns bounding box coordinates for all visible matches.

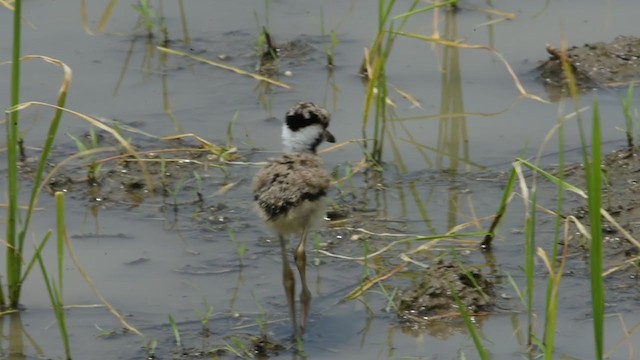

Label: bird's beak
[324,130,336,143]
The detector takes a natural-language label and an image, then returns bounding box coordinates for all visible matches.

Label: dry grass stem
[343,263,407,301]
[319,138,369,154]
[10,101,154,192]
[63,227,144,337]
[157,46,290,89]
[391,31,549,104]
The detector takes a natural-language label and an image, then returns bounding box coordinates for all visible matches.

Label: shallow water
[1,0,640,359]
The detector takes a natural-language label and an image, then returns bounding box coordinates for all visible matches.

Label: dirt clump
[538,36,640,100]
[396,260,495,328]
[36,129,235,208]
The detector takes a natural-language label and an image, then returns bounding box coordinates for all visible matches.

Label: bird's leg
[279,234,298,339]
[294,227,311,335]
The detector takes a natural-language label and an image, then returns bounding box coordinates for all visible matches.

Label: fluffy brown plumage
[253,153,330,235]
[252,102,334,339]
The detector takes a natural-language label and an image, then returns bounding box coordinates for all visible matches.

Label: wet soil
[565,146,640,274]
[172,334,287,360]
[391,144,640,331]
[539,36,640,100]
[27,128,238,208]
[396,260,495,327]
[257,29,317,72]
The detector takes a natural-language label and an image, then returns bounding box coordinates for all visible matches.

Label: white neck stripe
[281,124,324,153]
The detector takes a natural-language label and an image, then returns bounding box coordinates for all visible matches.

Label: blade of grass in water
[587,97,604,360]
[525,190,537,349]
[157,46,290,89]
[361,0,420,163]
[168,314,182,348]
[55,192,71,358]
[516,158,586,197]
[621,82,636,147]
[542,108,567,359]
[513,159,537,350]
[10,56,71,307]
[34,192,72,359]
[451,284,490,360]
[540,235,570,359]
[6,0,23,308]
[482,167,517,249]
[36,255,71,360]
[55,192,66,297]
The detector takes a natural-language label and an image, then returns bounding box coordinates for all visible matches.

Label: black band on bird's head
[285,102,330,132]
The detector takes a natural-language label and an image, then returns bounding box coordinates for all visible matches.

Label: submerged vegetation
[2,0,640,359]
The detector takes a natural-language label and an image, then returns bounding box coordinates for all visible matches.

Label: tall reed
[541,108,567,359]
[585,98,604,360]
[6,0,24,309]
[361,0,420,164]
[36,193,72,359]
[5,56,70,309]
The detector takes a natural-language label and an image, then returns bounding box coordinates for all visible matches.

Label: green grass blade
[17,58,70,258]
[55,192,70,358]
[525,190,537,348]
[6,56,72,307]
[20,231,52,284]
[6,0,24,308]
[621,82,635,147]
[506,273,525,307]
[516,158,586,197]
[450,284,490,360]
[56,192,66,296]
[35,250,72,359]
[588,97,604,360]
[168,314,182,348]
[482,166,517,248]
[542,108,567,359]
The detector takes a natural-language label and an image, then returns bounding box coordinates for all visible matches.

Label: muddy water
[1,0,640,359]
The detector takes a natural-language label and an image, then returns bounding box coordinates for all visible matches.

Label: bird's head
[282,102,335,154]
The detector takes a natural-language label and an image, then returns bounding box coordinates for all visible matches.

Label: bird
[252,102,335,339]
